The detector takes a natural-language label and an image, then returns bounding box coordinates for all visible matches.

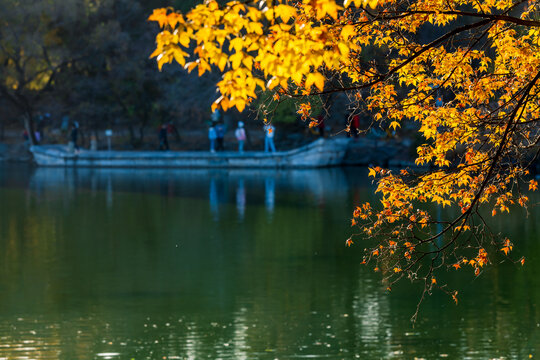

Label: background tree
[0,0,79,144]
[49,0,219,147]
[150,0,540,315]
[0,0,220,148]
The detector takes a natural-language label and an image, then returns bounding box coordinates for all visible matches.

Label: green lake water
[0,165,539,359]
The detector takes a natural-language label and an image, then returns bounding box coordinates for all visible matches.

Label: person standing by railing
[208,123,217,153]
[70,121,80,152]
[158,124,169,150]
[235,121,246,153]
[216,122,226,151]
[264,123,276,153]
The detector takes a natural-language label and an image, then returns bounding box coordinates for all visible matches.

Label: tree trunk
[138,113,148,146]
[128,123,136,147]
[138,124,145,145]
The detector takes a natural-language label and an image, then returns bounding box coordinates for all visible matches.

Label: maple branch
[397,70,540,255]
[382,10,540,28]
[427,69,540,251]
[313,18,492,95]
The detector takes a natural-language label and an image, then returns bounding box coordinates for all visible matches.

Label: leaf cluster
[150,0,540,317]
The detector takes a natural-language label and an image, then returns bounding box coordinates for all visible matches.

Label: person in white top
[235,121,247,153]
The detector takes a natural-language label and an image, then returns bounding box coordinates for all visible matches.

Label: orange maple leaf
[500,239,512,255]
[452,291,458,305]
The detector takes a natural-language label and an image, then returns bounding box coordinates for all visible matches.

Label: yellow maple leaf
[341,25,356,40]
[305,72,325,92]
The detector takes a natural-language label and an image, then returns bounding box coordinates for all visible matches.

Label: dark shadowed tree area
[0,0,219,148]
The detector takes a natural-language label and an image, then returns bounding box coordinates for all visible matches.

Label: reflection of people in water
[209,177,219,221]
[106,174,113,209]
[265,177,275,220]
[236,179,246,221]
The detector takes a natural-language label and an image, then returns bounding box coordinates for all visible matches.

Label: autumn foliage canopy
[149,0,540,312]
